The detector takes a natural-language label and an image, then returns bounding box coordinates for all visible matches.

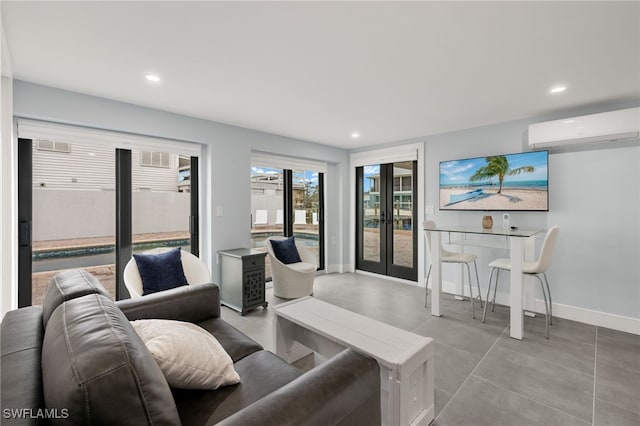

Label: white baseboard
[431,280,640,336]
[354,269,418,286]
[536,300,640,336]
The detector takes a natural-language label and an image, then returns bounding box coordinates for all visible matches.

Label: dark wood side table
[218,248,268,315]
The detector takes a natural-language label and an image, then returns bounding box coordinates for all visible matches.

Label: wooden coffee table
[274,297,435,426]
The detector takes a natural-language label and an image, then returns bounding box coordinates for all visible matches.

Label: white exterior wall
[32,140,183,192]
[33,188,190,241]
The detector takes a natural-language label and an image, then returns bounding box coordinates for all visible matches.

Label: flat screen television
[439,150,549,211]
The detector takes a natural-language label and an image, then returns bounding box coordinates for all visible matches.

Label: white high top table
[274,297,435,426]
[424,224,544,340]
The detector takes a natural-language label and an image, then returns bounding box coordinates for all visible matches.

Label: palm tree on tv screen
[469,155,534,194]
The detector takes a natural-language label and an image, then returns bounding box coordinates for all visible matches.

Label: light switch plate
[216,206,224,217]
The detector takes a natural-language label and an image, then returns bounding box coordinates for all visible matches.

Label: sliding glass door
[356,161,417,281]
[250,165,324,279]
[18,137,199,305]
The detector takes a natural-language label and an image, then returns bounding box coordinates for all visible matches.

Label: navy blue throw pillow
[270,237,302,264]
[133,248,188,295]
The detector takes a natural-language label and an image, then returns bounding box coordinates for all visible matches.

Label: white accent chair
[123,247,211,298]
[482,226,560,339]
[424,220,483,318]
[254,209,268,228]
[266,236,316,299]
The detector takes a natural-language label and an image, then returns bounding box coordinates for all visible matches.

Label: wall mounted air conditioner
[528,107,640,149]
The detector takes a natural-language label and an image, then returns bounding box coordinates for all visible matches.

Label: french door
[356,161,417,281]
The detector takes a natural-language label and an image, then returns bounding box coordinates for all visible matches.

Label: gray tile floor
[220,273,640,426]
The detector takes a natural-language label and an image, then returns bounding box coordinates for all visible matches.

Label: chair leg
[473,260,483,309]
[492,269,500,312]
[534,275,550,339]
[466,263,475,319]
[425,265,432,308]
[482,267,495,323]
[543,273,552,325]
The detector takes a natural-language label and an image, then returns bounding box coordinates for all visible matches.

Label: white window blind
[18,119,201,157]
[251,151,327,173]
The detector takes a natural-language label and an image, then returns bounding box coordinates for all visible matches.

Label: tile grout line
[592,326,598,426]
[433,322,510,423]
[436,322,595,425]
[471,373,593,425]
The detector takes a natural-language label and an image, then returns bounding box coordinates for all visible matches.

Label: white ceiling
[2,1,639,149]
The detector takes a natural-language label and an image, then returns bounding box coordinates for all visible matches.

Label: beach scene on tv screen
[440,151,548,211]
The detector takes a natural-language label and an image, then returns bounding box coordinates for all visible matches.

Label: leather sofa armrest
[218,348,381,426]
[117,283,220,323]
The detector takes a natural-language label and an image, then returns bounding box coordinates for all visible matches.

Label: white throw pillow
[130,319,240,390]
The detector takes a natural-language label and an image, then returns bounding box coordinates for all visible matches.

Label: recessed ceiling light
[563,119,575,124]
[351,132,360,139]
[550,85,567,94]
[145,74,161,83]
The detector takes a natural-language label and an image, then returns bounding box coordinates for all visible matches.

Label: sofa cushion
[42,269,111,327]
[131,319,240,390]
[270,237,302,264]
[1,306,45,423]
[41,293,181,425]
[172,350,303,425]
[134,247,188,295]
[197,317,263,363]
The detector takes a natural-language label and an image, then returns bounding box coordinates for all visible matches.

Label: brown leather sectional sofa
[1,269,380,425]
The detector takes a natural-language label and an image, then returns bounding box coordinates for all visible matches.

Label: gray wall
[14,80,640,321]
[418,104,639,320]
[14,80,350,282]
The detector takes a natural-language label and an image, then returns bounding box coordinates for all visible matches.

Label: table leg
[274,315,313,363]
[510,237,524,340]
[523,235,537,317]
[455,251,464,301]
[430,232,442,316]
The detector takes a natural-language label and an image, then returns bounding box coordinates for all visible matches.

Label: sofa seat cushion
[42,293,181,425]
[172,350,303,425]
[197,318,263,363]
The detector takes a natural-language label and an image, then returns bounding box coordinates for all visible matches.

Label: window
[250,153,327,279]
[36,139,71,153]
[140,151,170,168]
